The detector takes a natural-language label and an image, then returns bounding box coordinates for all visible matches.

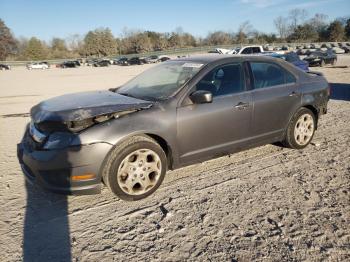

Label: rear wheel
[102,135,167,201]
[283,108,316,149]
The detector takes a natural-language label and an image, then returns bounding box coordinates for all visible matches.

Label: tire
[320,59,325,67]
[102,135,167,201]
[283,107,316,149]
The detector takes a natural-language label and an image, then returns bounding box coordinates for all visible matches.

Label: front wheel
[283,108,316,149]
[102,136,167,201]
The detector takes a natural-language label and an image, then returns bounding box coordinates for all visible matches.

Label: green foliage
[344,19,350,39]
[24,37,48,60]
[288,24,318,42]
[50,38,69,59]
[83,28,117,57]
[327,21,345,42]
[0,18,17,60]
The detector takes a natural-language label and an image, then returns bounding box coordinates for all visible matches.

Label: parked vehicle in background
[158,56,171,62]
[145,55,159,63]
[18,55,329,200]
[340,45,350,53]
[127,57,146,65]
[93,59,110,67]
[0,64,11,70]
[114,57,129,65]
[236,45,281,55]
[268,52,309,71]
[26,62,49,70]
[332,47,345,54]
[214,48,236,55]
[217,45,282,55]
[321,43,332,49]
[303,50,337,67]
[58,60,81,68]
[86,59,98,66]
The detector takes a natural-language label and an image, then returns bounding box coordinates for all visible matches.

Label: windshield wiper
[118,92,138,99]
[118,92,158,102]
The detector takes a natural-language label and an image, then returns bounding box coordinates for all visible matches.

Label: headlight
[43,132,75,150]
[29,121,47,143]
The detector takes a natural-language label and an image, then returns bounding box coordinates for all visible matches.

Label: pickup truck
[215,45,284,55]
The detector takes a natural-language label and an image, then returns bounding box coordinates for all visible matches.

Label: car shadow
[23,182,71,262]
[330,83,350,101]
[21,136,83,261]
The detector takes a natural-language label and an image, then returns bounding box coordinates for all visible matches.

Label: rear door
[248,61,301,141]
[176,62,253,165]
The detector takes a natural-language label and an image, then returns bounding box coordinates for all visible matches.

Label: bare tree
[327,20,345,42]
[274,16,289,39]
[66,34,83,53]
[309,13,328,33]
[205,31,233,45]
[289,8,308,31]
[237,21,253,44]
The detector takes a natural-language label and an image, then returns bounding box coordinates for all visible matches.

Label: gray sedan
[18,55,330,201]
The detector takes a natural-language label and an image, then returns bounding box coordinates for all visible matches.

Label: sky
[0,0,349,41]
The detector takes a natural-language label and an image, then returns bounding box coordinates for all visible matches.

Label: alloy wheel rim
[117,149,162,195]
[294,113,314,146]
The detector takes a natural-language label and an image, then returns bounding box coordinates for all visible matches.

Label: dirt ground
[0,55,349,262]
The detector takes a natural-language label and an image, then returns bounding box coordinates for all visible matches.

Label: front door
[176,63,253,165]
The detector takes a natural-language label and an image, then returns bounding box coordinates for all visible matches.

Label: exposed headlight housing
[40,110,138,149]
[65,110,137,132]
[29,121,46,143]
[43,132,75,149]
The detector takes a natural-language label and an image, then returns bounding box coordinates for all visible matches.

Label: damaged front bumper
[17,130,112,195]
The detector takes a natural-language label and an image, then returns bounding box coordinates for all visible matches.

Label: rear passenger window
[250,62,285,88]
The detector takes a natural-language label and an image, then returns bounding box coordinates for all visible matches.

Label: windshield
[116,61,204,100]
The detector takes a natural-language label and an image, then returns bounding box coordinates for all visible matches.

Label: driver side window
[195,63,244,97]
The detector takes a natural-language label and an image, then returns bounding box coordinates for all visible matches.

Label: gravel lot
[0,55,349,261]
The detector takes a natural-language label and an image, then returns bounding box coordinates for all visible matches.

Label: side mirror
[190,90,213,104]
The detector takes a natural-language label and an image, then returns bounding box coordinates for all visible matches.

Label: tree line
[1,9,350,61]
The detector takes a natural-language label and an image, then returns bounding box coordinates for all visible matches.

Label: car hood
[31,90,154,123]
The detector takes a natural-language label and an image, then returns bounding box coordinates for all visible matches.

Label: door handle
[234,102,249,109]
[289,91,299,97]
